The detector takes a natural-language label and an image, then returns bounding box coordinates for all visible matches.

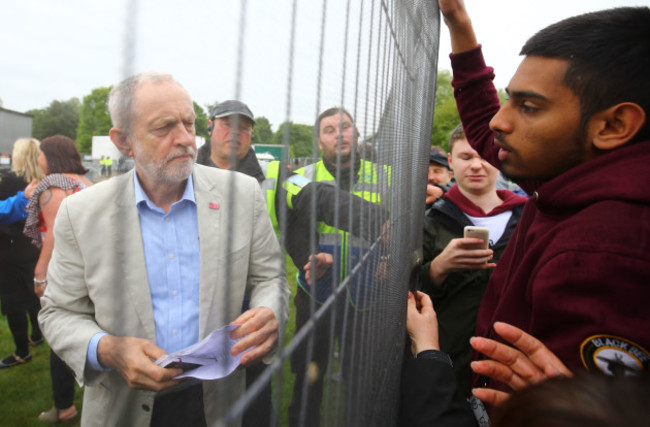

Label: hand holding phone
[463,226,490,250]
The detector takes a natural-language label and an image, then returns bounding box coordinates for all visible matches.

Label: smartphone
[164,360,203,372]
[463,226,490,249]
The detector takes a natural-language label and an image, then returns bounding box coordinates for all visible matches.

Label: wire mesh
[116,0,440,425]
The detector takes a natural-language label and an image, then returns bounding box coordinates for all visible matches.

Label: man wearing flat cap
[197,99,272,427]
[197,100,264,183]
[426,148,453,210]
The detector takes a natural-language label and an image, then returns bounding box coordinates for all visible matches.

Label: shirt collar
[133,170,196,212]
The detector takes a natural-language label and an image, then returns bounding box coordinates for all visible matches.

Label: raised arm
[400,291,477,426]
[440,0,505,175]
[439,0,478,53]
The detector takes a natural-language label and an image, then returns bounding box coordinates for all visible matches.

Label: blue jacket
[0,192,28,225]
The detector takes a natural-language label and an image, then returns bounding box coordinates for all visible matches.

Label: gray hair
[108,71,181,136]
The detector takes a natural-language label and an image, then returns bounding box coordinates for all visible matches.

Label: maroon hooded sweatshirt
[451,46,650,395]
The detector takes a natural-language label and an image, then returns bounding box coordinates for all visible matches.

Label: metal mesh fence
[120,0,440,425]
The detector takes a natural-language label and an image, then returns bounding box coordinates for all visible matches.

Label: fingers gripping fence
[120,1,440,425]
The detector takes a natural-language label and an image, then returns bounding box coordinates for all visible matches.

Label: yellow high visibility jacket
[283,159,390,305]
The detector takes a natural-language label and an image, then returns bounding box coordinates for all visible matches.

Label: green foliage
[252,116,275,145]
[274,121,315,158]
[431,70,459,152]
[27,98,81,142]
[205,101,218,118]
[497,88,508,104]
[194,102,209,139]
[76,87,112,154]
[431,70,508,153]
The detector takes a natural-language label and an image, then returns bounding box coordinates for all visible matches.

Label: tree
[431,70,460,152]
[274,121,315,158]
[431,70,507,152]
[194,102,209,140]
[205,101,218,118]
[252,116,274,145]
[76,86,112,153]
[496,88,507,105]
[28,98,81,141]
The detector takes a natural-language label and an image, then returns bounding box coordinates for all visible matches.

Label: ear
[447,153,453,170]
[589,102,646,151]
[109,127,134,157]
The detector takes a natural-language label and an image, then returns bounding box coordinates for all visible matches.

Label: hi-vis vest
[283,159,390,307]
[261,160,282,237]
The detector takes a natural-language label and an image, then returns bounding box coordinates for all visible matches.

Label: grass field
[0,316,84,426]
[0,256,299,426]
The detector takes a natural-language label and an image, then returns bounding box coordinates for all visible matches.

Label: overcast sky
[1,0,647,133]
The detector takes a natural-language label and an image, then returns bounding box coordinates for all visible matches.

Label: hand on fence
[303,252,334,285]
[405,291,440,355]
[426,184,445,205]
[438,0,479,54]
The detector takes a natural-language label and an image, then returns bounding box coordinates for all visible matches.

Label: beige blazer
[39,164,289,427]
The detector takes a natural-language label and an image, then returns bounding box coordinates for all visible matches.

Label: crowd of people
[400,0,650,425]
[0,1,649,426]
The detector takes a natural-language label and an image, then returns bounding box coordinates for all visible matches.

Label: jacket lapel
[112,170,156,340]
[193,166,224,338]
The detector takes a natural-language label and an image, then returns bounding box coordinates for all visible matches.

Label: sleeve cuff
[87,332,111,372]
[415,349,453,366]
[450,45,495,88]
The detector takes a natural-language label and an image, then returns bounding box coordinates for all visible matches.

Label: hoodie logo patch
[580,335,649,376]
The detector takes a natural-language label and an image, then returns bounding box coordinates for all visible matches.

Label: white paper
[154,324,247,380]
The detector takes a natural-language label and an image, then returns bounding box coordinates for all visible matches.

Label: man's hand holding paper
[229,306,279,366]
[154,324,250,380]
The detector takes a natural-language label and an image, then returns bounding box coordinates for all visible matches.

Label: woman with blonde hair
[0,138,45,369]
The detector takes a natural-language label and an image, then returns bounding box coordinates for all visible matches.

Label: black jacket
[399,353,477,427]
[418,197,524,397]
[196,144,265,183]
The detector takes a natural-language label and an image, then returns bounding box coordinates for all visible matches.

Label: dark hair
[40,135,89,175]
[521,7,650,143]
[316,107,355,136]
[492,372,650,427]
[448,123,466,154]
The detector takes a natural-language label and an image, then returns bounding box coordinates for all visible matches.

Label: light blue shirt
[87,173,201,370]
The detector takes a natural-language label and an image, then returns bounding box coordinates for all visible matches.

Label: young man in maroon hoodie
[439,0,650,409]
